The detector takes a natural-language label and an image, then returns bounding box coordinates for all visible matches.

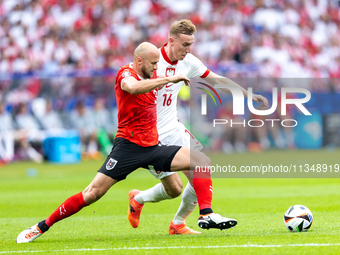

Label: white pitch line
[2,243,340,254]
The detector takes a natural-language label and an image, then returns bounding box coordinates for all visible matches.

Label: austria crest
[106,158,118,170]
[122,70,131,78]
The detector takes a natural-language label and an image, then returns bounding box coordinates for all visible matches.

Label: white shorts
[148,122,203,179]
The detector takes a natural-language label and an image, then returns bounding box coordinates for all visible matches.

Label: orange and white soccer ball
[284,205,313,232]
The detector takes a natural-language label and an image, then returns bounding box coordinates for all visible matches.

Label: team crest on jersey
[165,68,175,77]
[122,70,131,78]
[106,158,118,170]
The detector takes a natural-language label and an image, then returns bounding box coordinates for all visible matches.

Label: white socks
[134,182,198,225]
[135,183,172,204]
[173,182,197,225]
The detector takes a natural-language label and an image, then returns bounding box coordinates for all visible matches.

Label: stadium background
[1,0,340,164]
[0,0,340,163]
[1,0,340,254]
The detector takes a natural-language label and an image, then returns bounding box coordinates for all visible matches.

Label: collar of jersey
[161,44,178,66]
[128,62,146,81]
[137,74,146,80]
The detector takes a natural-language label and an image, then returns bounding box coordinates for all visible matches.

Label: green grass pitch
[0,149,340,254]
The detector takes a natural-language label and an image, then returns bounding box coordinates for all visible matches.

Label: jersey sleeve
[187,54,210,79]
[117,68,139,90]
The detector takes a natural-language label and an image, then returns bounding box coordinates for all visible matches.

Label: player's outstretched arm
[169,73,191,86]
[122,74,190,95]
[203,71,268,107]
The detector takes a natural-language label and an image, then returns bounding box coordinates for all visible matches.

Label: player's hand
[253,94,268,108]
[170,74,191,86]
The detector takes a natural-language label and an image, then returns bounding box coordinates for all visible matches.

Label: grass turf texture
[0,149,340,254]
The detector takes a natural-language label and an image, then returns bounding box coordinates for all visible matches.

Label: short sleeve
[187,54,210,79]
[117,68,139,90]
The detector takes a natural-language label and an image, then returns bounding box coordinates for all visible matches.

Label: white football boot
[16,223,43,243]
[198,213,237,230]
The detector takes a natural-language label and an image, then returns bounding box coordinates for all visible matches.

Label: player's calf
[161,173,183,198]
[190,150,211,171]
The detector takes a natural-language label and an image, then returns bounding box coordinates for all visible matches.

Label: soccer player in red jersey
[16,42,234,243]
[128,20,268,234]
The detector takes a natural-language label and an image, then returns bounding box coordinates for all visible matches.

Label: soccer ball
[283,205,313,232]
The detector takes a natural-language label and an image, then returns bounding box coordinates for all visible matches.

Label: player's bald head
[134,42,159,60]
[133,42,159,79]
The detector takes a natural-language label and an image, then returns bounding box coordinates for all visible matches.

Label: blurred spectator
[92,98,114,154]
[250,105,295,151]
[14,102,44,163]
[0,102,14,162]
[33,98,67,137]
[69,101,99,159]
[214,101,247,154]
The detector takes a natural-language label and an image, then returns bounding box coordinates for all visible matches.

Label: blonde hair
[169,19,196,38]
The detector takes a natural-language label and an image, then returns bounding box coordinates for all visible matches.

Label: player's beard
[141,66,152,79]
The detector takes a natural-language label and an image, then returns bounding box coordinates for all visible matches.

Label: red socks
[45,192,88,227]
[192,168,213,211]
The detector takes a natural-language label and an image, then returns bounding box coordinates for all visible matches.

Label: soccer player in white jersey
[128,20,268,234]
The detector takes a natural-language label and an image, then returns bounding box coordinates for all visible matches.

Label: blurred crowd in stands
[0,96,117,163]
[1,0,340,80]
[1,0,340,163]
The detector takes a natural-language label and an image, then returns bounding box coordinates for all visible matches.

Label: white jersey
[156,44,210,135]
[149,121,203,180]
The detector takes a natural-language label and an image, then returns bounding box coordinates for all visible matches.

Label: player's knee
[168,187,182,198]
[203,154,211,167]
[83,191,96,205]
[191,151,211,167]
[83,189,105,204]
[194,151,211,167]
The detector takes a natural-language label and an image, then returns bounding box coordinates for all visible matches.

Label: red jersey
[115,63,159,147]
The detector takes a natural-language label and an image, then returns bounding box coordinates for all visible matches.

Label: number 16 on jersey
[163,94,172,106]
